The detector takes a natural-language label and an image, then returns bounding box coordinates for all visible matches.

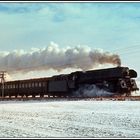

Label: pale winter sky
[0,2,140,80]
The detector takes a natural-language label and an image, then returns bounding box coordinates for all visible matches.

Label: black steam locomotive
[0,67,139,98]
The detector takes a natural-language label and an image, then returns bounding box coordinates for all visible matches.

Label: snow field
[0,100,140,138]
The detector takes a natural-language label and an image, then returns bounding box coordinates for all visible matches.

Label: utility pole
[0,71,6,98]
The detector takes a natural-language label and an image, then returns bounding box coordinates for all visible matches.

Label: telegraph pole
[0,71,6,98]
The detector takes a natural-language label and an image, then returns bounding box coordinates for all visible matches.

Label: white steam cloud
[74,84,115,97]
[0,42,121,74]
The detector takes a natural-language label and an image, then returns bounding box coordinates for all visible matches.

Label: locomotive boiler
[0,66,139,98]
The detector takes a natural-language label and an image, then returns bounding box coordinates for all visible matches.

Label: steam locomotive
[0,66,139,98]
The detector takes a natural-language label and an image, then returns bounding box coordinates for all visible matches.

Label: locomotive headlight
[123,68,129,77]
[126,69,129,75]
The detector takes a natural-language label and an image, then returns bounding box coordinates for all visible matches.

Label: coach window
[19,83,22,88]
[28,83,31,88]
[28,83,30,88]
[19,84,21,88]
[22,83,24,88]
[5,84,7,89]
[13,84,15,89]
[35,82,38,87]
[16,84,18,88]
[39,82,42,87]
[31,82,33,87]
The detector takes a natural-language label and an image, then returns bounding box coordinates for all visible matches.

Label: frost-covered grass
[0,100,140,138]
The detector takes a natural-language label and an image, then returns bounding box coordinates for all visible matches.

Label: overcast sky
[0,2,140,79]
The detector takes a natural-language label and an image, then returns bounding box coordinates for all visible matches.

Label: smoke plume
[0,42,121,74]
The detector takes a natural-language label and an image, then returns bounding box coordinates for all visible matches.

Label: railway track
[0,96,140,101]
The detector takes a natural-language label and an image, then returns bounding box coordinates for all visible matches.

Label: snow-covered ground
[0,100,140,138]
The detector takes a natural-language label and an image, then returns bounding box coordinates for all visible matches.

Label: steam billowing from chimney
[0,42,121,74]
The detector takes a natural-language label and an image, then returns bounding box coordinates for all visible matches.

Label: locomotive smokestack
[0,42,121,73]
